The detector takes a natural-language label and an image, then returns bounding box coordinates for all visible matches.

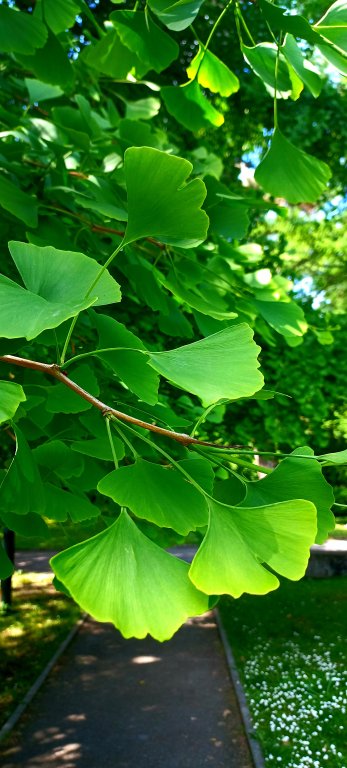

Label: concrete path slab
[0,614,253,768]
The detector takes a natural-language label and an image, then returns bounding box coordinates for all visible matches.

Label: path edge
[0,613,87,743]
[216,609,266,768]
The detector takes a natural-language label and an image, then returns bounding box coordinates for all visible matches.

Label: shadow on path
[0,613,253,768]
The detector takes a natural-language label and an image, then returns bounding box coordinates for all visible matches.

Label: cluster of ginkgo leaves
[0,0,346,640]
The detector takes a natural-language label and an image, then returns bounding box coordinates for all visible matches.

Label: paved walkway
[0,554,253,768]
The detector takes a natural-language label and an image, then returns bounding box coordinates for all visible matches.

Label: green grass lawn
[0,572,81,730]
[220,577,347,768]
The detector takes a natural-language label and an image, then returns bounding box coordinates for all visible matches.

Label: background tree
[0,0,346,637]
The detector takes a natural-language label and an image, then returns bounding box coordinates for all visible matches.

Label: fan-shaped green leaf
[259,0,321,44]
[34,440,84,479]
[17,31,74,88]
[0,242,121,340]
[0,381,26,425]
[162,81,224,131]
[189,497,317,598]
[242,447,335,544]
[281,35,322,98]
[46,365,99,414]
[255,128,331,203]
[0,426,45,516]
[123,147,209,248]
[241,43,292,96]
[71,436,125,462]
[44,483,100,522]
[0,5,47,54]
[42,0,79,35]
[51,511,210,640]
[98,458,208,534]
[0,174,38,228]
[25,78,64,103]
[110,10,179,73]
[187,47,239,96]
[318,449,347,465]
[255,299,308,337]
[148,324,263,406]
[148,0,205,31]
[95,313,159,405]
[314,0,347,53]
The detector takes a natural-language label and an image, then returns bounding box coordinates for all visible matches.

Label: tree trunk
[1,528,15,609]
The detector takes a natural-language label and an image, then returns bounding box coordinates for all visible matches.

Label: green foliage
[0,0,345,640]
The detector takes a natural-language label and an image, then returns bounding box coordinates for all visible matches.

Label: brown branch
[0,354,234,449]
[46,205,165,249]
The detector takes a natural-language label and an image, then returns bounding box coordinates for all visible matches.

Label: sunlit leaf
[162,81,224,131]
[148,324,264,406]
[51,511,210,640]
[98,458,208,534]
[281,35,322,98]
[123,147,209,248]
[189,497,317,597]
[241,43,292,96]
[255,298,308,337]
[314,0,347,54]
[318,449,347,465]
[242,447,335,544]
[187,47,239,96]
[0,381,26,425]
[82,28,147,79]
[255,128,331,203]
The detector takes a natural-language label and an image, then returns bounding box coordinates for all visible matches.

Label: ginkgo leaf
[148,324,263,406]
[50,511,210,640]
[258,0,321,44]
[318,449,347,465]
[82,28,147,79]
[94,312,159,405]
[314,0,347,54]
[281,35,322,98]
[44,483,100,523]
[254,128,331,203]
[0,381,26,424]
[123,147,209,248]
[187,47,239,96]
[241,43,292,96]
[0,426,45,516]
[254,299,308,337]
[0,174,38,228]
[110,10,179,73]
[148,0,205,31]
[241,447,335,545]
[46,365,99,414]
[25,78,64,103]
[0,4,47,54]
[189,497,317,598]
[42,0,80,35]
[0,243,121,340]
[98,458,208,535]
[162,81,224,131]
